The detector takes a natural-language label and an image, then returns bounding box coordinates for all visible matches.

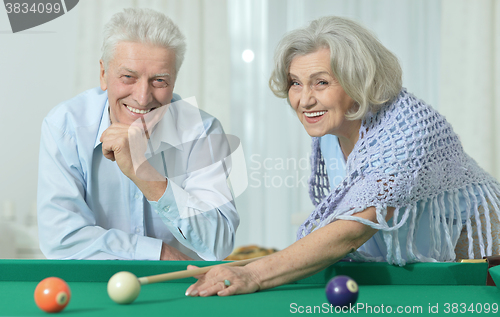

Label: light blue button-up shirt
[37,88,239,260]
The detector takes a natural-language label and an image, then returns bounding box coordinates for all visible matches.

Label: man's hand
[100,123,147,179]
[100,123,167,201]
[161,242,194,261]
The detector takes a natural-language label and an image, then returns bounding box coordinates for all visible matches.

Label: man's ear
[99,60,107,91]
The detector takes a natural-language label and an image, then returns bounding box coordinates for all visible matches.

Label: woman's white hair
[269,16,402,120]
[101,8,186,75]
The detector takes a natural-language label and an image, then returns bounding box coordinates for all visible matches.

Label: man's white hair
[101,8,186,75]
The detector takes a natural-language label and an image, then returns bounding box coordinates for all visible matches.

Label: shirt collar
[94,99,111,149]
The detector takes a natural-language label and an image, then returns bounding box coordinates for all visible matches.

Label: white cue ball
[107,271,141,304]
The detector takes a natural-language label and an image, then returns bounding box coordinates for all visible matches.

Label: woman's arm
[185,206,394,296]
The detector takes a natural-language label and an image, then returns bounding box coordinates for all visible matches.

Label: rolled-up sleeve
[149,168,238,260]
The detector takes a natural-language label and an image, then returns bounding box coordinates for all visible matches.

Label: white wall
[0,5,80,258]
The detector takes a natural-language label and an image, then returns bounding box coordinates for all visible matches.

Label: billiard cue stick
[138,257,264,285]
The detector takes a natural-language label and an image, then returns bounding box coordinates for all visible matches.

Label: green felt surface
[0,260,489,285]
[490,265,500,287]
[0,260,498,316]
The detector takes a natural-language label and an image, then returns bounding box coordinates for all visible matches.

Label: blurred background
[0,0,498,259]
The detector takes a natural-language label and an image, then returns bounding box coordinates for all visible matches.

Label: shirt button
[163,206,170,212]
[134,194,140,200]
[135,228,141,233]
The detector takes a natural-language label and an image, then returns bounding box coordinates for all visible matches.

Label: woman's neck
[336,119,361,160]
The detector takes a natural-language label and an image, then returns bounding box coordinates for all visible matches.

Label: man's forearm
[130,161,168,202]
[160,242,193,261]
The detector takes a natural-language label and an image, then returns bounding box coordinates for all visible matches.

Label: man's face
[100,41,176,126]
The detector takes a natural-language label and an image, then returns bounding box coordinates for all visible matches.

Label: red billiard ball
[325,275,359,307]
[34,277,71,313]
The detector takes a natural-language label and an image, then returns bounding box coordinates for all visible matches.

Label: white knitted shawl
[298,89,500,265]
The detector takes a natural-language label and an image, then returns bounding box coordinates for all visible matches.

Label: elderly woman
[185,16,500,297]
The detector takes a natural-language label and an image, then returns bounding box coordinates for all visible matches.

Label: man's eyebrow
[118,68,171,78]
[153,73,171,78]
[119,67,138,75]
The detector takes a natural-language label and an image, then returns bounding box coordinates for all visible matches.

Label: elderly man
[37,8,239,261]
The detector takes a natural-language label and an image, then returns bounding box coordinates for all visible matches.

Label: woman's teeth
[304,111,326,118]
[126,105,152,114]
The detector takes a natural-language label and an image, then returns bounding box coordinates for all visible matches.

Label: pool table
[1,259,500,316]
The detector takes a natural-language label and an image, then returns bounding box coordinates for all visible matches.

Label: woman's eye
[313,80,329,90]
[288,81,301,90]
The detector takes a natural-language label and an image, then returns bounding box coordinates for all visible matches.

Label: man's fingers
[102,143,116,161]
[103,152,115,161]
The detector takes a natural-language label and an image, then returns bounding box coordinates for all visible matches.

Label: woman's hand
[183,206,394,297]
[185,265,262,297]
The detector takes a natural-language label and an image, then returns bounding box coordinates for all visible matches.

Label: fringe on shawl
[303,181,500,266]
[299,142,500,266]
[308,137,330,206]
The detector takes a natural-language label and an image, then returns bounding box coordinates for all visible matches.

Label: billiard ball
[325,275,359,307]
[34,277,71,313]
[107,271,141,304]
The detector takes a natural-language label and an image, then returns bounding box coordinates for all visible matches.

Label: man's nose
[133,79,153,107]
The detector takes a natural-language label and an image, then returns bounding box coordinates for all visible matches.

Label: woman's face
[288,48,357,138]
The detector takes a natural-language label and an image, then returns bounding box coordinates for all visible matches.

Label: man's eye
[121,75,134,82]
[121,75,133,79]
[153,79,168,88]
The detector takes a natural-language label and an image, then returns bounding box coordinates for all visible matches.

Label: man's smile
[125,104,156,114]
